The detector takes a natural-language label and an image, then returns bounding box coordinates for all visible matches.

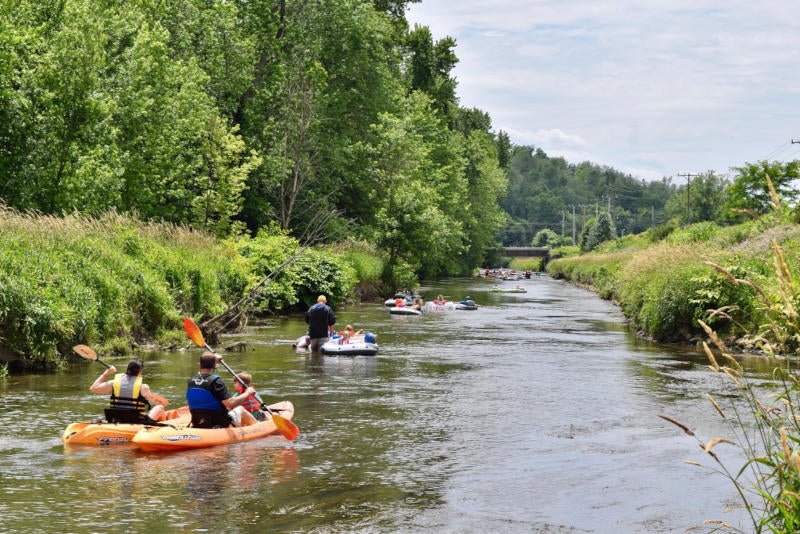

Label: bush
[648,219,678,242]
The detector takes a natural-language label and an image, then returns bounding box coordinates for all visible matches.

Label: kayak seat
[105,407,146,424]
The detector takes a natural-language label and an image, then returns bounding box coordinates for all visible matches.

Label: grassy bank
[547,216,800,349]
[0,209,383,371]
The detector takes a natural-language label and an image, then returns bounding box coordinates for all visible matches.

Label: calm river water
[0,276,768,532]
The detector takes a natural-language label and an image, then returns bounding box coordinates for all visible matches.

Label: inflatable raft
[62,406,191,446]
[321,336,379,356]
[454,302,478,310]
[389,306,422,316]
[131,401,295,451]
[424,301,455,312]
[489,287,527,293]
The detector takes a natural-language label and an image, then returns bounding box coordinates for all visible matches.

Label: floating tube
[454,302,478,310]
[389,306,422,316]
[321,337,379,356]
[424,302,455,312]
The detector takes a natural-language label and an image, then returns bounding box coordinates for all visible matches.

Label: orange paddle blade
[183,318,206,347]
[272,414,300,441]
[73,344,98,361]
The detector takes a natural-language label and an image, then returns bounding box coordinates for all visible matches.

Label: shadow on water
[0,275,779,532]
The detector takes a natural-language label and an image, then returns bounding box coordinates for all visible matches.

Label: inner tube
[320,339,379,356]
[424,302,455,312]
[389,306,422,316]
[454,303,478,310]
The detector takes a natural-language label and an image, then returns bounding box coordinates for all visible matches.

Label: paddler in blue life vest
[89,358,169,424]
[186,352,258,428]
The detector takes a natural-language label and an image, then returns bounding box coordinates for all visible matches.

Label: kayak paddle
[73,344,111,368]
[182,317,299,441]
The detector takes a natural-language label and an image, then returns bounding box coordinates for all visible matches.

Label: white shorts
[228,408,241,426]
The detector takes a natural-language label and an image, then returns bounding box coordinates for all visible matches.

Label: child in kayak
[235,372,266,422]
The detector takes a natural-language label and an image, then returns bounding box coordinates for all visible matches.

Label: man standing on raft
[306,294,335,353]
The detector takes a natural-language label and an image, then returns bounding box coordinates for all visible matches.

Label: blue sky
[406,1,800,182]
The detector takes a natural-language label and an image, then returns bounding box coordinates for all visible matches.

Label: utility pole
[651,203,655,227]
[595,200,598,218]
[571,205,576,244]
[560,210,566,237]
[677,173,699,225]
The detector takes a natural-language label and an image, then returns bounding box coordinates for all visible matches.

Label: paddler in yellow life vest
[89,358,169,424]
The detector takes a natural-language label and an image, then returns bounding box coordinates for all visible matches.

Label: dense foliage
[0,0,507,287]
[0,209,368,370]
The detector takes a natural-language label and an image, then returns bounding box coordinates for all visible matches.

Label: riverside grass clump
[547,217,788,343]
[0,209,365,371]
[661,181,800,532]
[0,208,251,369]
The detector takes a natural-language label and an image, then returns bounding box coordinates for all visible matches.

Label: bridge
[487,247,550,258]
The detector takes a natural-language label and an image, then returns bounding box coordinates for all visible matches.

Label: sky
[405,1,800,182]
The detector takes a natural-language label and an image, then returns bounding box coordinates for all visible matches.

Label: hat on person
[317,295,327,303]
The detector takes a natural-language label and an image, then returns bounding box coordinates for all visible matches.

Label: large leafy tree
[725,160,800,216]
[666,171,730,224]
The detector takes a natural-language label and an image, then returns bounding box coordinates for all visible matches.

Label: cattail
[658,414,695,436]
[722,368,742,388]
[704,262,738,285]
[703,342,720,371]
[766,173,783,215]
[706,394,725,418]
[704,438,736,453]
[782,428,791,461]
[698,320,726,352]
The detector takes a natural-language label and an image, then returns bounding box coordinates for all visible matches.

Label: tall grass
[0,208,250,369]
[662,180,800,532]
[547,218,800,343]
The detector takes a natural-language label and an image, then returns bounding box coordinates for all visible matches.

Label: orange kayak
[132,401,295,451]
[61,406,191,446]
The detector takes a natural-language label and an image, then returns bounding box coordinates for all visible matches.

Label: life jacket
[110,374,149,413]
[106,374,150,424]
[186,373,230,428]
[235,383,261,415]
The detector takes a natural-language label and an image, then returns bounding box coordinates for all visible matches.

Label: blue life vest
[186,373,226,411]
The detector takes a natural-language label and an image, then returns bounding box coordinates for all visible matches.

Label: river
[0,275,764,532]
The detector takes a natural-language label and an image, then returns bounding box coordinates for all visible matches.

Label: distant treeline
[500,147,800,248]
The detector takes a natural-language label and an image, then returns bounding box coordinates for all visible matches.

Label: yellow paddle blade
[73,344,98,361]
[183,318,206,347]
[272,414,300,441]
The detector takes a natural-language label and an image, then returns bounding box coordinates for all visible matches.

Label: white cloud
[407,1,800,180]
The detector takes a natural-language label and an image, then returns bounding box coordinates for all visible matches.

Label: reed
[664,182,800,532]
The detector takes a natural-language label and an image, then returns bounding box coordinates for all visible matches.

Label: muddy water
[0,276,762,532]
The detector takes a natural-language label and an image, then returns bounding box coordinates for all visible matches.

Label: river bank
[0,209,385,371]
[546,216,800,355]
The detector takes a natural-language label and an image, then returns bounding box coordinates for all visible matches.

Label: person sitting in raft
[411,297,423,310]
[90,358,169,424]
[433,294,446,306]
[395,298,405,307]
[234,372,266,422]
[459,296,478,307]
[186,352,258,429]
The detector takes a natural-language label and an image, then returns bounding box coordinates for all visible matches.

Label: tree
[726,160,800,216]
[585,212,615,251]
[666,171,730,224]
